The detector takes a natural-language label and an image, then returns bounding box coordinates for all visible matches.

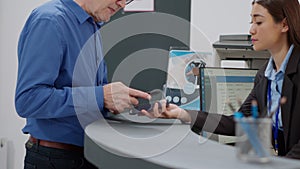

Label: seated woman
[142,0,300,159]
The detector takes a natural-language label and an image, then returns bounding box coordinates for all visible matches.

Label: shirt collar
[265,44,294,79]
[61,0,104,27]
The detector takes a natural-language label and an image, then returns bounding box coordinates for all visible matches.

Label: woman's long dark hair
[252,0,300,47]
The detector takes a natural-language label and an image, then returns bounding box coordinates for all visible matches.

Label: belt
[29,136,83,152]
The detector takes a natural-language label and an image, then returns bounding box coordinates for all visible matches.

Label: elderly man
[15,0,149,168]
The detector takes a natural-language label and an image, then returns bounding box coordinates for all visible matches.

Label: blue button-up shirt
[265,45,294,129]
[15,0,108,146]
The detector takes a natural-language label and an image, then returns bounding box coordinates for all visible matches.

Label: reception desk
[84,119,300,169]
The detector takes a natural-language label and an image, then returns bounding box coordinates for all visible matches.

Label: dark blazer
[191,46,300,159]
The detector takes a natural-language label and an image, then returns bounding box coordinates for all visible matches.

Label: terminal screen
[199,67,258,115]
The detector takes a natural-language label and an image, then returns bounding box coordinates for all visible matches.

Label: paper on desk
[124,0,154,12]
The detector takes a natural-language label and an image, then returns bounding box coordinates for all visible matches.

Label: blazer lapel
[281,76,293,148]
[281,46,300,148]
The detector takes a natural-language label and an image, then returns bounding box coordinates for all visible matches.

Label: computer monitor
[199,67,258,115]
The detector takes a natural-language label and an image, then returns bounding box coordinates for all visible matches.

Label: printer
[213,34,270,69]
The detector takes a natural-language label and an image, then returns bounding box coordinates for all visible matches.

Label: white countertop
[84,118,300,169]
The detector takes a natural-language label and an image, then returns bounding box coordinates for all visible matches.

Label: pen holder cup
[235,118,272,163]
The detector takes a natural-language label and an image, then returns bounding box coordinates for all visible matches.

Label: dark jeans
[24,140,98,169]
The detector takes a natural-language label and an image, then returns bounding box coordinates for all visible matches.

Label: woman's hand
[140,100,192,123]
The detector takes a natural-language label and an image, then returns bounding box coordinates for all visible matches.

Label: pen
[237,97,242,107]
[268,97,287,118]
[226,99,236,112]
[251,100,258,119]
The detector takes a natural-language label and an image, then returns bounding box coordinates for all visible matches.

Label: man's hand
[103,82,151,113]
